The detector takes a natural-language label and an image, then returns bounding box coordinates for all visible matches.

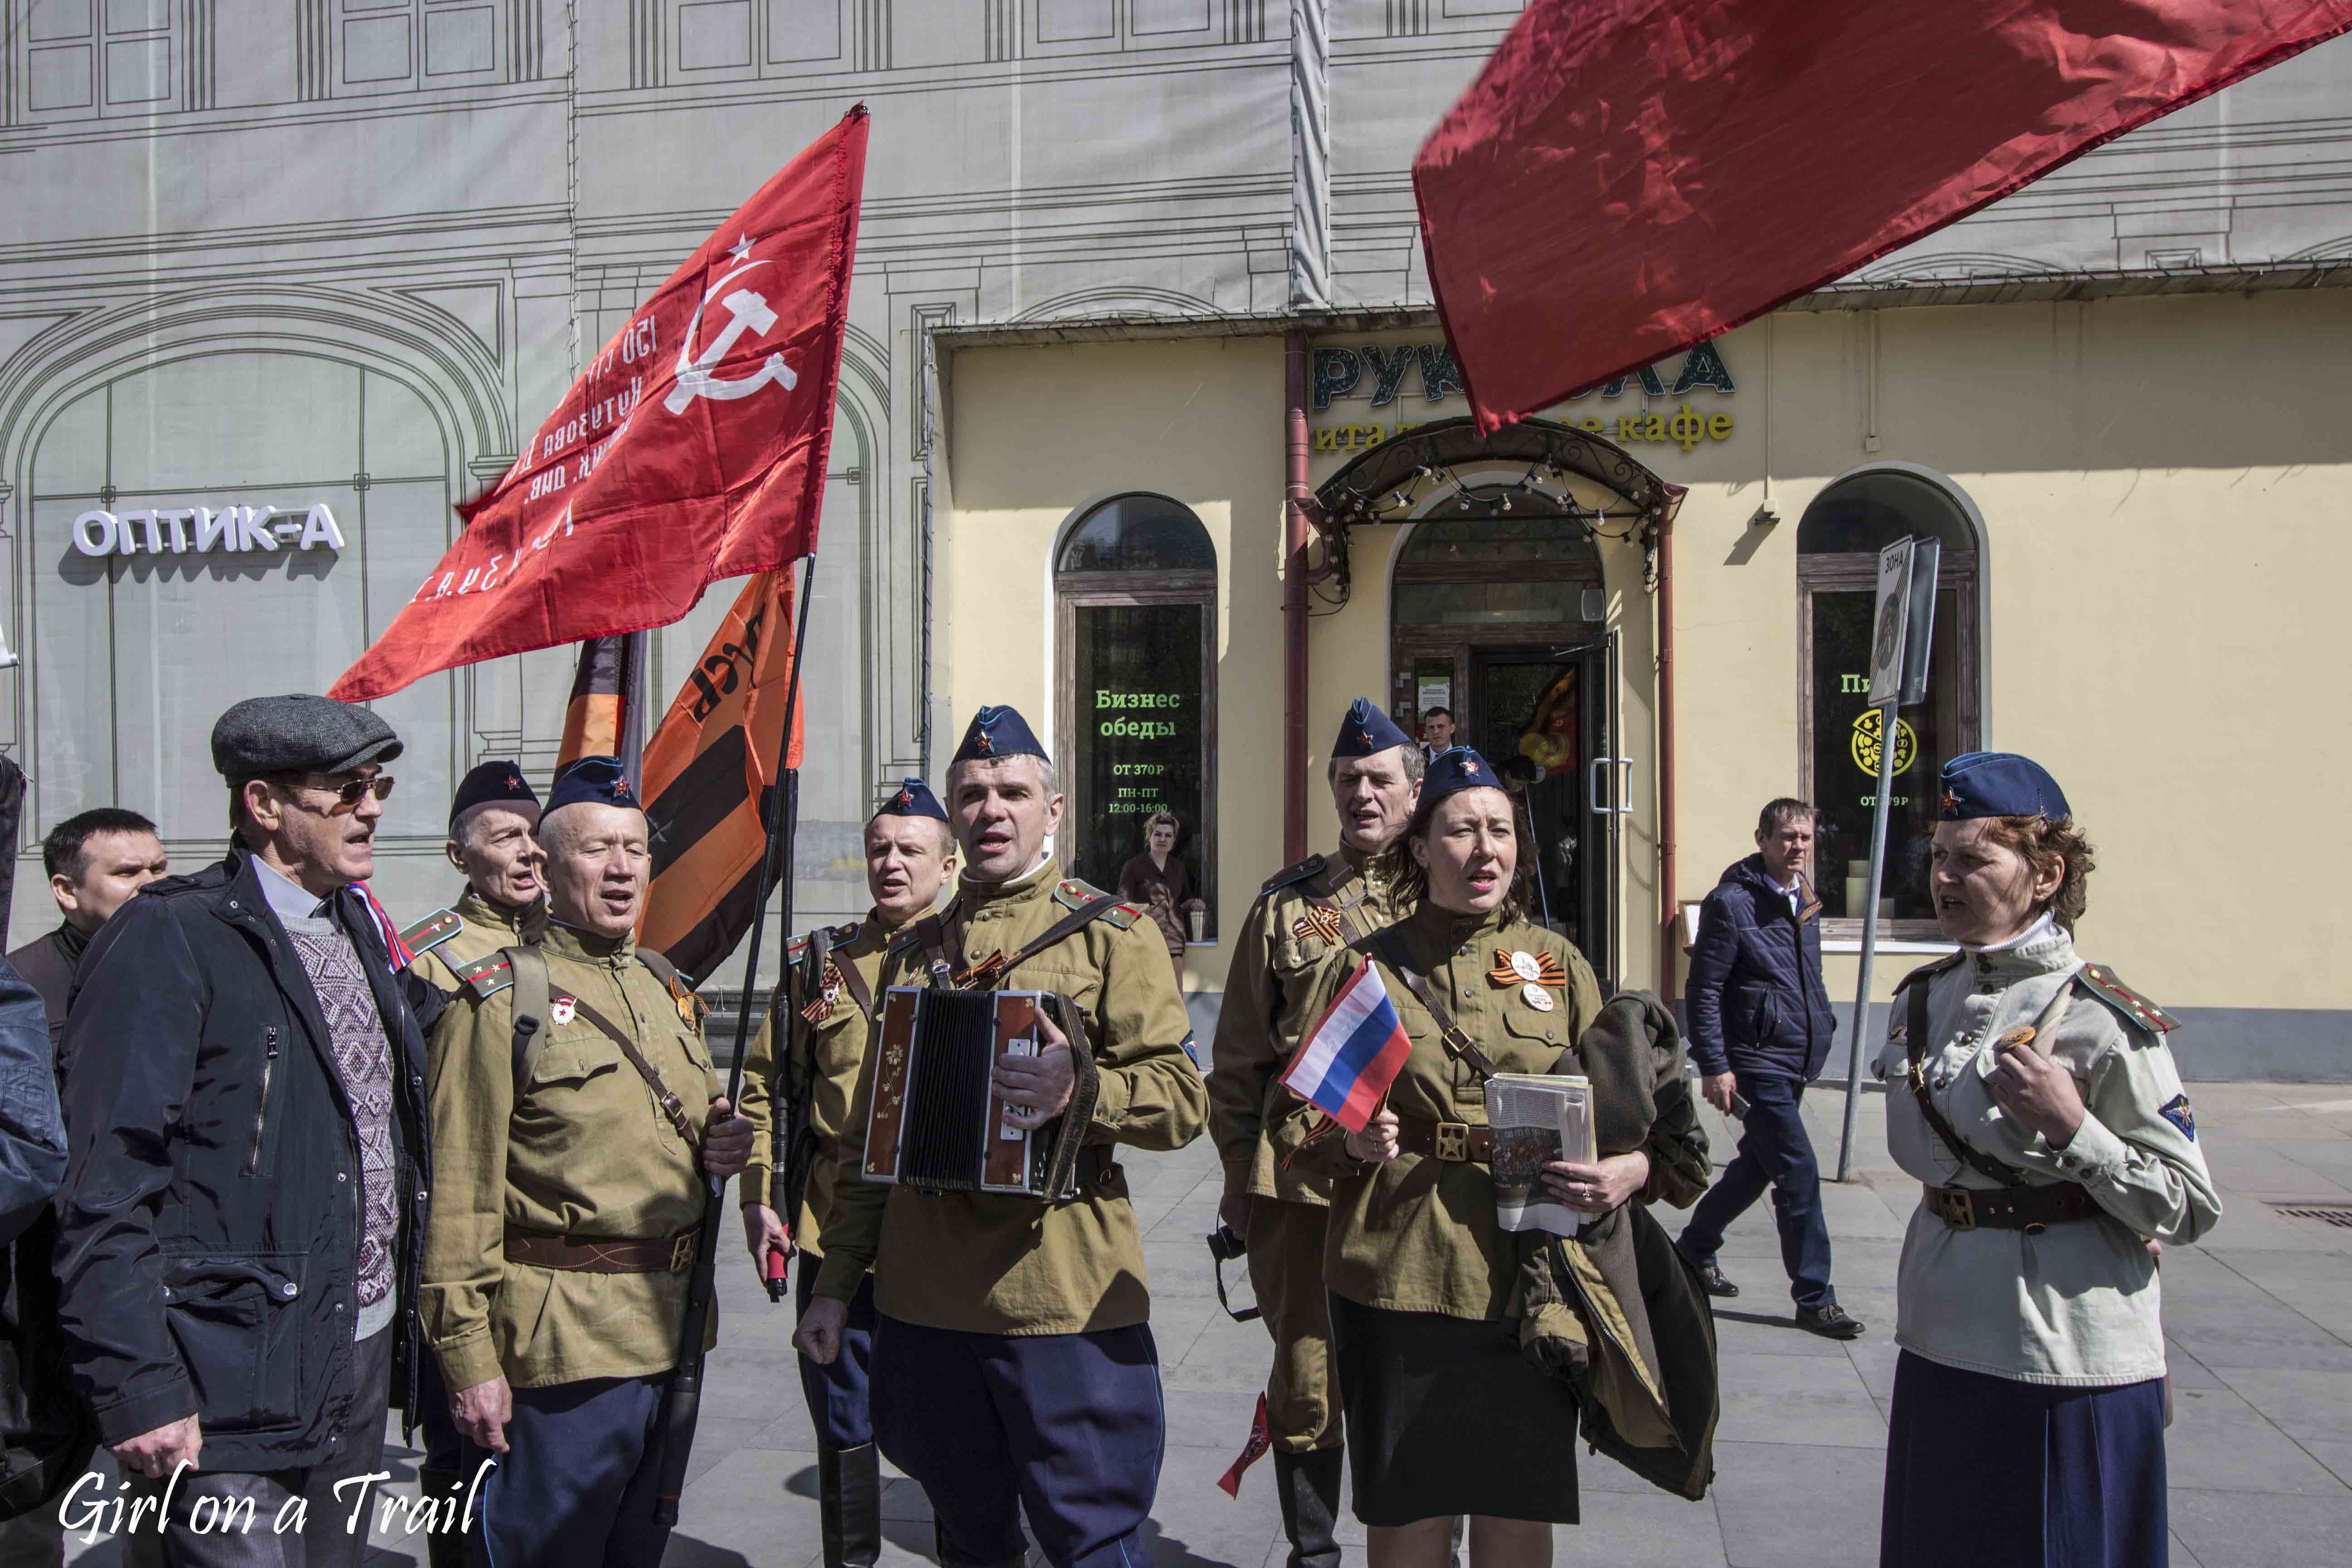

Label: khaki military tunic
[738,914,894,1257]
[1877,921,2221,1386]
[422,922,721,1392]
[1302,898,1604,1321]
[403,885,548,995]
[812,858,1208,1335]
[1207,848,1394,1451]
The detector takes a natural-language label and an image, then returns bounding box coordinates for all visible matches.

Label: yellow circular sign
[1851,709,1917,778]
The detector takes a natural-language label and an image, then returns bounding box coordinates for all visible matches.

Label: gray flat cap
[211,695,403,779]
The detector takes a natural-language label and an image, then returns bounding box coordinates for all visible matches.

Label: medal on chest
[1293,906,1344,946]
[549,995,577,1026]
[1521,982,1555,1013]
[799,961,845,1024]
[1488,949,1565,988]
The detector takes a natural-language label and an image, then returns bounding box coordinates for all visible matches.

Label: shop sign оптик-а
[70,503,348,558]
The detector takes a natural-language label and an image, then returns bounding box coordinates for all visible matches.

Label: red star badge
[975,730,993,754]
[1941,789,1959,813]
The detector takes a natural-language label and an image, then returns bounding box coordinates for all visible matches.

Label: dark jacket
[1684,855,1836,1080]
[52,848,436,1472]
[5,926,83,1062]
[0,951,83,1519]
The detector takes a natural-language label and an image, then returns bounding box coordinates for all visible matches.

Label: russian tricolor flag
[1282,958,1413,1133]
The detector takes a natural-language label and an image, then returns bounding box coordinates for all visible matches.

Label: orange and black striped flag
[558,634,647,774]
[636,570,803,982]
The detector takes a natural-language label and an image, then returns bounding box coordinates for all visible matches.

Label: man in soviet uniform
[403,759,548,997]
[795,706,1207,1568]
[737,777,958,1568]
[422,756,752,1568]
[1208,697,1421,1567]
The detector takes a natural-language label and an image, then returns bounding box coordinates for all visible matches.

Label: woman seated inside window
[1116,809,1205,987]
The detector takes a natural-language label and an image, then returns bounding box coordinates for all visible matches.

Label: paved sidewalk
[57,1080,2352,1567]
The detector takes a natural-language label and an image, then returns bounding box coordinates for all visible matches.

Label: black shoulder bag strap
[960,896,1125,990]
[1904,977,2019,1186]
[1370,926,1500,1081]
[829,943,875,1019]
[567,998,701,1152]
[914,898,967,984]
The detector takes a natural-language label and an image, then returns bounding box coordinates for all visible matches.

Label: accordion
[862,987,1100,1200]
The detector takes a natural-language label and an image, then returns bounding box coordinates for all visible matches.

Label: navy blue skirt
[1881,1350,2167,1568]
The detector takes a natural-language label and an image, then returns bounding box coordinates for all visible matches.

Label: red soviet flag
[331,104,868,700]
[1414,2,2352,431]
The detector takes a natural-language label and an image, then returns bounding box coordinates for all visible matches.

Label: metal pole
[654,557,816,1527]
[1835,699,1899,1182]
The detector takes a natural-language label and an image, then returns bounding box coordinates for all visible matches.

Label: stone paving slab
[54,1079,2351,1568]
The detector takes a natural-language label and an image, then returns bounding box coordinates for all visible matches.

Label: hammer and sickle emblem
[664,256,799,415]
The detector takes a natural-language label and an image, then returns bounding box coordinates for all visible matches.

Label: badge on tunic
[550,995,577,1025]
[799,962,843,1024]
[2158,1093,2196,1142]
[1489,949,1565,989]
[1293,906,1344,946]
[1521,982,1555,1013]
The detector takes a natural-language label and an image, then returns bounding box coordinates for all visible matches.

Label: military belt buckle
[1943,1189,1977,1231]
[669,1235,695,1274]
[1434,1122,1470,1162]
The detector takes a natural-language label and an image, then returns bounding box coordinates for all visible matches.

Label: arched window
[1798,467,1983,938]
[1054,494,1218,940]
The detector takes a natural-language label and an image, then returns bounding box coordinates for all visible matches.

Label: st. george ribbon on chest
[862,988,1100,1200]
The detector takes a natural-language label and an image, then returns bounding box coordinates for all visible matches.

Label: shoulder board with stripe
[887,925,928,956]
[828,921,862,948]
[1102,902,1143,931]
[1054,877,1112,911]
[2075,962,2179,1036]
[1893,950,1966,992]
[456,949,516,1000]
[1260,853,1328,896]
[399,907,464,956]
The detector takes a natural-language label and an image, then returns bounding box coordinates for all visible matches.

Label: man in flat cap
[737,777,957,1568]
[423,755,753,1568]
[796,706,1206,1568]
[1207,697,1419,1568]
[54,694,441,1568]
[404,760,549,998]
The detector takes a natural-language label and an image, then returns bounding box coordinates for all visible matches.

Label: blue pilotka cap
[1331,697,1414,760]
[1937,751,2071,821]
[1418,746,1503,805]
[951,705,1047,764]
[873,777,948,822]
[544,755,640,816]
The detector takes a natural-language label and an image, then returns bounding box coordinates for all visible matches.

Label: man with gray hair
[54,694,439,1568]
[403,760,548,1000]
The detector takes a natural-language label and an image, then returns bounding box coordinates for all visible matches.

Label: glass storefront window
[1797,470,1980,935]
[1055,495,1216,936]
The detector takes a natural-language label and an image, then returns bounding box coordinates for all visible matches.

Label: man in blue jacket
[1675,799,1864,1339]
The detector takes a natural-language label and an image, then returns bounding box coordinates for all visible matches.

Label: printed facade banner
[1414,0,2352,431]
[637,569,805,982]
[330,105,868,700]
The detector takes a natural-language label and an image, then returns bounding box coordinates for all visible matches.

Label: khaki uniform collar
[1967,920,2076,984]
[957,854,1061,912]
[544,919,633,967]
[456,884,547,943]
[1400,895,1512,952]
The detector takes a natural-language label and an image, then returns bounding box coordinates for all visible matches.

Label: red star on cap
[896,789,913,806]
[1941,789,1959,813]
[1357,729,1373,748]
[975,730,993,754]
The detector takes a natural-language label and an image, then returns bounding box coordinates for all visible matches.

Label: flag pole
[654,554,817,1528]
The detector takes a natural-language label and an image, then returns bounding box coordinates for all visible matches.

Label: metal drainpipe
[1656,503,1679,1000]
[1282,332,1312,863]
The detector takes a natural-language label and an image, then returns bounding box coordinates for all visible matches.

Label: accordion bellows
[863,988,1098,1200]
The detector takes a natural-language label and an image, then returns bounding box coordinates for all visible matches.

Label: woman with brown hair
[1878,752,2220,1568]
[1294,748,1706,1568]
[1117,808,1204,986]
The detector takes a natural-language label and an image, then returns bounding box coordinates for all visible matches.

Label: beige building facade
[934,285,2352,1077]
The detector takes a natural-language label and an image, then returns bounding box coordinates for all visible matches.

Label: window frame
[1051,500,1219,942]
[1797,531,1981,946]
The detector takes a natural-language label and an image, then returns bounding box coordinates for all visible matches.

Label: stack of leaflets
[1485,1073,1598,1237]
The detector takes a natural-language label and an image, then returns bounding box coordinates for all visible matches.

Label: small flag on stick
[1216,1394,1273,1498]
[1280,958,1412,1134]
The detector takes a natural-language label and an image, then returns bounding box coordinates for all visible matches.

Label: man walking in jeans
[1676,798,1865,1340]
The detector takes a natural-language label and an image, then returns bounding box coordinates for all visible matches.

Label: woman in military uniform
[1877,752,2221,1568]
[1300,749,1625,1567]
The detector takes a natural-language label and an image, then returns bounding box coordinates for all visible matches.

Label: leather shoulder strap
[507,946,552,1092]
[1369,926,1499,1080]
[1904,974,2019,1186]
[831,949,875,1018]
[568,995,700,1148]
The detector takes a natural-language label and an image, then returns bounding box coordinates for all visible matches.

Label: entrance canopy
[1314,415,1681,531]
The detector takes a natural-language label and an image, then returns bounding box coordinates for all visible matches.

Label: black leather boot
[416,1467,471,1568]
[1274,1446,1344,1568]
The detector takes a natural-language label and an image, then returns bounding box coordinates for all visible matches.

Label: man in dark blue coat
[1674,798,1864,1339]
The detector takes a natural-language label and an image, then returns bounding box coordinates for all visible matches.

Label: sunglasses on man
[281,773,397,813]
